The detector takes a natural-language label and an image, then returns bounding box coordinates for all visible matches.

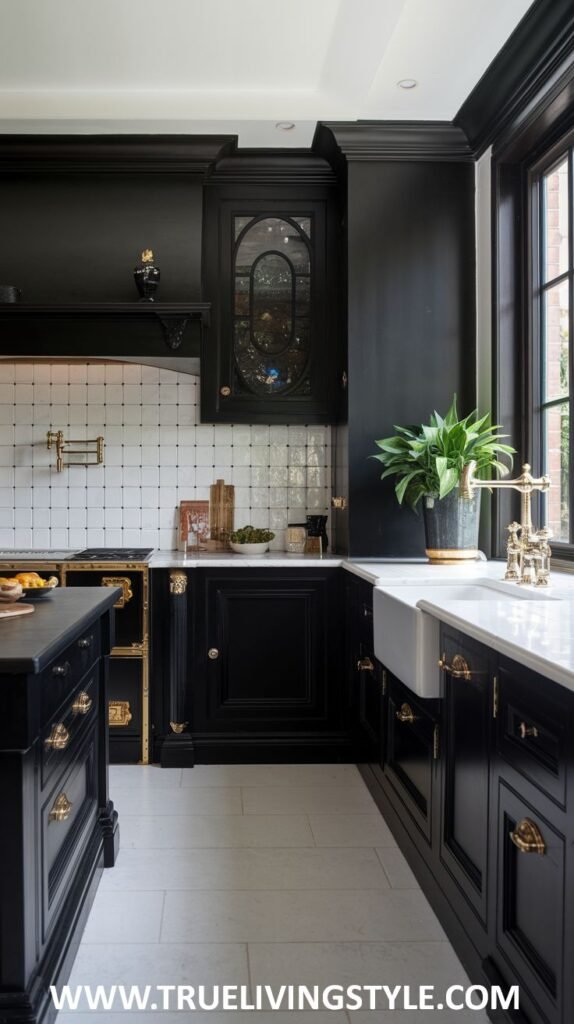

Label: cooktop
[0,548,154,562]
[70,548,154,562]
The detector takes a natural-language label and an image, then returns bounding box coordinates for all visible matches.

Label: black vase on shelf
[134,249,160,301]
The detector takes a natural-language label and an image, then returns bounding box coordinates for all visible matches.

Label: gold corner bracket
[47,430,104,472]
[169,570,188,595]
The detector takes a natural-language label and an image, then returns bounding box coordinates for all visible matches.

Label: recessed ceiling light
[275,121,295,131]
[397,79,418,90]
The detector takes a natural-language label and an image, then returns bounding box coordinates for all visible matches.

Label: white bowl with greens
[229,526,275,555]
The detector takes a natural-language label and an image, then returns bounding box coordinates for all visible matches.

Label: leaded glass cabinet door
[202,195,337,424]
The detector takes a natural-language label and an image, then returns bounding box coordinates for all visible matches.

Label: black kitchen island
[0,589,120,1024]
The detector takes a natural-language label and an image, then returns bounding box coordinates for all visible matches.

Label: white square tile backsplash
[0,362,333,551]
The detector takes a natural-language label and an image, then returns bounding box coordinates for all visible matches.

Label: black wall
[344,160,476,557]
[1,174,203,303]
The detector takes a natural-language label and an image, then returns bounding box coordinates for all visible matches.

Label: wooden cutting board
[0,603,35,619]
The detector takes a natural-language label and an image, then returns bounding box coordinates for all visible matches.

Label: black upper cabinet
[202,186,341,423]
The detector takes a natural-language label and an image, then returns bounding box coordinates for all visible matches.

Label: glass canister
[286,523,307,554]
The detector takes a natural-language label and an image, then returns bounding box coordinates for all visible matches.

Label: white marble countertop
[149,550,344,568]
[418,585,574,692]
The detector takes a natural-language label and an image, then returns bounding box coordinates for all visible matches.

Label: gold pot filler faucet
[460,462,552,587]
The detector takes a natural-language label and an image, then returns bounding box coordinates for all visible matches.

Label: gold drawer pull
[208,648,220,660]
[357,656,375,672]
[220,385,231,397]
[519,721,539,740]
[509,818,546,855]
[438,654,472,679]
[49,793,72,823]
[72,691,93,715]
[45,723,70,750]
[52,661,70,678]
[396,702,417,724]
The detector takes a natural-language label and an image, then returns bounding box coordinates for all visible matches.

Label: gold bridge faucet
[460,462,552,586]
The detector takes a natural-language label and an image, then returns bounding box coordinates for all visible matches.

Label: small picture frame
[178,500,210,552]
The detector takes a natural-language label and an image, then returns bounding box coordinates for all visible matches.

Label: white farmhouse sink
[373,579,559,699]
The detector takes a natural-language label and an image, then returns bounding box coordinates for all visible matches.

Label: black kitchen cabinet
[361,623,574,1024]
[0,590,118,1024]
[344,573,383,763]
[438,627,492,939]
[152,567,349,764]
[202,186,341,423]
[384,673,439,845]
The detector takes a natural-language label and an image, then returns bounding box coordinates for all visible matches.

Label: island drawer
[41,667,99,790]
[497,659,569,808]
[40,725,99,943]
[40,625,101,724]
[383,674,438,844]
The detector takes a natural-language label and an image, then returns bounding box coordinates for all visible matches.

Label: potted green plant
[371,397,515,562]
[229,525,275,555]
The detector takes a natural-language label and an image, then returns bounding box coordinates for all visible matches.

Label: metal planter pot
[422,489,480,563]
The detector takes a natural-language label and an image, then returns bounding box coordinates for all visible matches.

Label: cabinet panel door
[195,571,340,733]
[439,629,490,929]
[202,192,339,424]
[384,675,438,843]
[495,779,565,1024]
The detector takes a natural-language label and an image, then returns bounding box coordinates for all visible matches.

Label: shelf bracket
[157,315,190,351]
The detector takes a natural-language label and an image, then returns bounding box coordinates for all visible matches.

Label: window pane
[542,279,569,402]
[542,157,569,283]
[543,401,569,543]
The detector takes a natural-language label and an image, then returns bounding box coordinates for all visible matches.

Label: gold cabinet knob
[45,723,70,750]
[49,793,72,822]
[356,656,375,672]
[77,636,92,650]
[208,648,220,660]
[220,386,231,397]
[72,691,93,715]
[396,703,417,724]
[519,721,539,739]
[438,654,472,679]
[509,818,546,854]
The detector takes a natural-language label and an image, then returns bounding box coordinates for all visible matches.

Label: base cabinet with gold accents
[360,621,574,1024]
[0,589,119,1024]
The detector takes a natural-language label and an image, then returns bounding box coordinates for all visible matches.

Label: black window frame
[528,130,574,554]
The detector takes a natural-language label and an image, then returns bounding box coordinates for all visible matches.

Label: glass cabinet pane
[232,215,312,395]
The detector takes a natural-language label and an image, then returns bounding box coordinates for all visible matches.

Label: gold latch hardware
[438,654,472,680]
[356,656,375,672]
[509,818,546,855]
[108,700,133,727]
[49,793,72,822]
[102,576,133,608]
[519,721,539,739]
[45,723,70,750]
[72,692,93,716]
[396,703,417,724]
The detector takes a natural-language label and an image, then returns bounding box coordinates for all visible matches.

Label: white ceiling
[0,0,534,147]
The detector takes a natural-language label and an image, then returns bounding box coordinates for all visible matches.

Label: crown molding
[0,135,237,174]
[207,151,338,186]
[455,0,574,157]
[315,121,474,162]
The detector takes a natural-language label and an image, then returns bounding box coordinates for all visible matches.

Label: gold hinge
[492,675,499,719]
[382,669,388,696]
[433,723,440,760]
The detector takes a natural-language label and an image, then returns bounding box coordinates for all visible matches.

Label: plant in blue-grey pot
[371,396,516,563]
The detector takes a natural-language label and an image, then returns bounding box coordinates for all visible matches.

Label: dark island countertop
[0,587,119,673]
